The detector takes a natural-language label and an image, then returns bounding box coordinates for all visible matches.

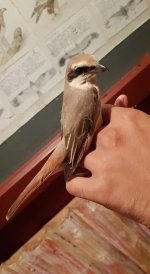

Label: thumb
[114,94,128,107]
[102,94,128,125]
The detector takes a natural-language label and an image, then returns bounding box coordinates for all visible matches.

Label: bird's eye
[90,66,96,71]
[68,65,96,81]
[74,67,84,74]
[74,66,89,75]
[74,66,96,75]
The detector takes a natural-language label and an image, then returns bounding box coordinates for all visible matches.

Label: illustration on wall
[105,0,144,29]
[31,0,59,23]
[0,0,149,144]
[0,7,6,32]
[59,32,99,67]
[0,5,23,67]
[0,27,23,66]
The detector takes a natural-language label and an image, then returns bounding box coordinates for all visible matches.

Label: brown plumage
[6,53,107,221]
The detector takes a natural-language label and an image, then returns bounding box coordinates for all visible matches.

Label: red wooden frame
[0,53,150,262]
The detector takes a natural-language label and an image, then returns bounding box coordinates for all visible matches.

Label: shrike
[6,53,107,220]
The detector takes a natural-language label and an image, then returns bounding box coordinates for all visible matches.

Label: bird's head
[66,54,108,85]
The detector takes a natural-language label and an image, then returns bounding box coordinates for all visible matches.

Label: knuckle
[118,107,139,124]
[123,108,136,119]
[97,127,121,148]
[111,107,140,133]
[112,106,136,120]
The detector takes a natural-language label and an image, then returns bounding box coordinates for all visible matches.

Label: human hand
[66,105,150,226]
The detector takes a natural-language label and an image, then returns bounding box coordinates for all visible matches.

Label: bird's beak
[96,63,109,73]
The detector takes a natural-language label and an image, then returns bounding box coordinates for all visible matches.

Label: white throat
[69,75,94,89]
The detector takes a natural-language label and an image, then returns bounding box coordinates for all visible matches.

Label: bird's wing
[62,87,100,180]
[6,139,65,221]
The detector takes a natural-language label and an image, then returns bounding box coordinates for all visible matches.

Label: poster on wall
[0,0,149,144]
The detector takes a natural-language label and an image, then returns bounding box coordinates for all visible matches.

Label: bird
[31,0,48,23]
[31,0,57,23]
[110,0,138,20]
[0,8,6,32]
[0,27,22,66]
[6,53,108,221]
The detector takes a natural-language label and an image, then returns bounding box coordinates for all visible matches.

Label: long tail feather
[6,140,66,221]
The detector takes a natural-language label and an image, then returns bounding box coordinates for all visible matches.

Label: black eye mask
[67,65,96,81]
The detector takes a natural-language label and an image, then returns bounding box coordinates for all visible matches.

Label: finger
[83,150,98,172]
[114,94,128,107]
[66,176,93,199]
[102,95,128,125]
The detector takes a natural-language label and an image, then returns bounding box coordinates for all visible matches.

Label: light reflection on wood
[1,198,150,273]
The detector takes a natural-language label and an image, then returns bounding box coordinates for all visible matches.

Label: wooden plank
[1,198,150,273]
